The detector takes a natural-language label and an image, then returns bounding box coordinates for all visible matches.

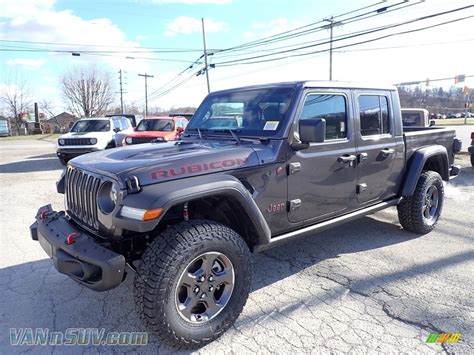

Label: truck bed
[403,126,457,166]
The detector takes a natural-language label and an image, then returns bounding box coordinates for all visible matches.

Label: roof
[143,116,176,120]
[211,80,397,95]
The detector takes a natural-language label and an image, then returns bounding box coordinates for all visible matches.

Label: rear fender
[401,145,449,196]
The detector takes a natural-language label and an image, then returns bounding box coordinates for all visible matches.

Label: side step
[255,197,401,252]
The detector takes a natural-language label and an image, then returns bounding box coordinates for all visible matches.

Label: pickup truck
[31,81,461,349]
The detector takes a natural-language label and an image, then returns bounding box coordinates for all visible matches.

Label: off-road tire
[105,140,116,149]
[397,171,444,234]
[134,220,251,350]
[58,156,68,166]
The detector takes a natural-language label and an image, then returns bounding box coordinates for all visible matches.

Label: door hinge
[288,199,302,211]
[357,183,367,194]
[288,162,301,175]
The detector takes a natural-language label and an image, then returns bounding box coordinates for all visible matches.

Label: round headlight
[125,137,133,144]
[90,138,97,145]
[98,181,118,214]
[58,139,65,146]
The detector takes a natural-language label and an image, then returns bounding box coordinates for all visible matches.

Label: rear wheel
[397,171,444,234]
[134,220,251,349]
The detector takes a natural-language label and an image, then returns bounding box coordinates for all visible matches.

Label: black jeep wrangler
[31,81,461,349]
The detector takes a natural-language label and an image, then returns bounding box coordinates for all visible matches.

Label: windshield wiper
[197,127,203,140]
[227,128,241,145]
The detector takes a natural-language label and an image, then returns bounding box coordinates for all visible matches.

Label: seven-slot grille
[65,167,102,230]
[131,137,158,144]
[63,138,93,146]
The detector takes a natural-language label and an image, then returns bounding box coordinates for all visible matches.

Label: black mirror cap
[113,128,121,133]
[299,118,326,143]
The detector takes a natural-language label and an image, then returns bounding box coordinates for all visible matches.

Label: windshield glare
[187,88,294,136]
[70,120,110,132]
[136,119,175,132]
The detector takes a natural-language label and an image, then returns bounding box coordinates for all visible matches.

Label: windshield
[70,120,110,132]
[136,119,175,132]
[187,88,294,137]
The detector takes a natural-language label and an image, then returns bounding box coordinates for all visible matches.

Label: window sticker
[263,121,279,130]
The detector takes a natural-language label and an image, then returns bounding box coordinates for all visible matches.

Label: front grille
[131,137,158,144]
[65,167,102,230]
[63,138,93,146]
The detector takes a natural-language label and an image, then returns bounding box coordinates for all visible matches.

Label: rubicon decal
[151,158,248,179]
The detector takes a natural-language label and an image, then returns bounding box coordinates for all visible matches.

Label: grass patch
[433,118,474,126]
[0,133,60,141]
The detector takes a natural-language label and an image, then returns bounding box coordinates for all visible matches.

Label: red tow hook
[66,232,80,245]
[40,210,49,220]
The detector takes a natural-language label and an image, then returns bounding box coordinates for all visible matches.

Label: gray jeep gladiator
[31,81,461,349]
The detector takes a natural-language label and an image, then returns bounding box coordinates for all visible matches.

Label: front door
[354,91,398,204]
[288,90,358,224]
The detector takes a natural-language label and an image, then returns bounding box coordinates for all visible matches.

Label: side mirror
[299,118,326,143]
[429,120,435,127]
[177,127,184,134]
[113,127,121,133]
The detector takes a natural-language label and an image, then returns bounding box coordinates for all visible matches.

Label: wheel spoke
[178,296,200,319]
[423,205,430,219]
[204,300,223,318]
[213,269,234,285]
[180,272,197,287]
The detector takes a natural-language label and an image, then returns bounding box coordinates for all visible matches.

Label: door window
[300,94,347,140]
[359,95,390,136]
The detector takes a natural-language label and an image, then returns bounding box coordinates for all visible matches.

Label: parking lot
[0,139,473,354]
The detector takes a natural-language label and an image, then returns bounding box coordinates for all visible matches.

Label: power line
[212,5,474,66]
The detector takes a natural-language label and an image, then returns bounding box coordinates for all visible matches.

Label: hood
[70,140,263,187]
[127,131,175,139]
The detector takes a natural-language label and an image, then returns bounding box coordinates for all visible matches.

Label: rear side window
[359,95,390,136]
[300,94,347,140]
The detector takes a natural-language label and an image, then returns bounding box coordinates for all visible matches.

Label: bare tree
[0,74,32,135]
[60,65,115,117]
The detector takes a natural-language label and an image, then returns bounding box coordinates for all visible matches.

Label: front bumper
[57,148,99,160]
[30,205,126,291]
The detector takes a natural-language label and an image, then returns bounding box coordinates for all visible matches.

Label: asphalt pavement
[0,139,473,354]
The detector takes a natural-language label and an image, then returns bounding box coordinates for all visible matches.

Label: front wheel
[397,171,444,234]
[134,220,251,349]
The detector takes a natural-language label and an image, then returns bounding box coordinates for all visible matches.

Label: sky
[0,0,473,115]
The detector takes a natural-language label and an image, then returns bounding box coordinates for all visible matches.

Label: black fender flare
[122,174,272,246]
[401,145,449,196]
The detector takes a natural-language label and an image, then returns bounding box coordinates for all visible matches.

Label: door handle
[337,154,357,165]
[380,148,395,157]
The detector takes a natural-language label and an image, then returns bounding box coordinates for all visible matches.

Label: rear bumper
[30,205,126,291]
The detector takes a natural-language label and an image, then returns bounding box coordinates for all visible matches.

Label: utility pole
[201,18,211,94]
[138,73,154,117]
[323,17,341,81]
[118,69,125,114]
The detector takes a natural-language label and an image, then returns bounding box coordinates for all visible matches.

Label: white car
[56,116,134,165]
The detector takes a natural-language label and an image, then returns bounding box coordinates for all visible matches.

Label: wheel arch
[401,145,449,197]
[124,174,272,250]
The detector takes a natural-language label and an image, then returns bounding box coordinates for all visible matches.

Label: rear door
[288,90,358,224]
[353,91,399,204]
